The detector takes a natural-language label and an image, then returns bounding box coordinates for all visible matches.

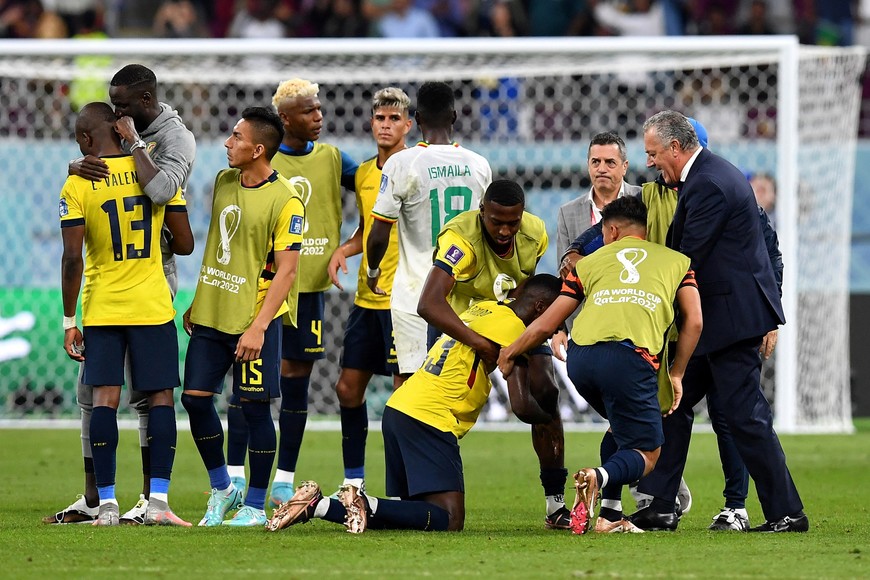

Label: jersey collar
[278,141,315,155]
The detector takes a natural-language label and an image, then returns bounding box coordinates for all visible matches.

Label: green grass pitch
[2,421,868,578]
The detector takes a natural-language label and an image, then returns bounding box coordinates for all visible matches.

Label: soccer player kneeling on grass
[266,274,563,533]
[498,196,703,535]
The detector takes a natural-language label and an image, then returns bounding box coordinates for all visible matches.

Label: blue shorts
[340,305,398,376]
[282,292,325,361]
[382,406,464,498]
[82,322,179,391]
[183,317,282,401]
[566,341,664,452]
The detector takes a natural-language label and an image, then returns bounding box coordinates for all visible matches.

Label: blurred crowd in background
[0,0,864,46]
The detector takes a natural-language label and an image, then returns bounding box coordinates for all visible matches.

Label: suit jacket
[556,181,641,268]
[669,148,785,355]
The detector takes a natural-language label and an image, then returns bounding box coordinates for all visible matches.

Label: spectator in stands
[415,0,469,36]
[684,0,737,35]
[153,0,208,38]
[749,172,777,227]
[526,0,595,36]
[0,0,43,38]
[737,0,776,35]
[33,9,68,38]
[305,0,369,37]
[369,0,441,37]
[594,0,666,37]
[228,0,290,38]
[479,0,527,37]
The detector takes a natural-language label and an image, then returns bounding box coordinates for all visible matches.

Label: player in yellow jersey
[59,102,193,526]
[417,179,570,530]
[225,78,359,507]
[180,107,304,527]
[317,87,411,496]
[266,274,562,533]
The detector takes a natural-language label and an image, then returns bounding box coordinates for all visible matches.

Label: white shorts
[390,308,428,374]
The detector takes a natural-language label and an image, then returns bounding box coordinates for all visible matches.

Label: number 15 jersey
[59,154,186,326]
[371,142,491,314]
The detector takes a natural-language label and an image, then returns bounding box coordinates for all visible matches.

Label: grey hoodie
[123,103,196,286]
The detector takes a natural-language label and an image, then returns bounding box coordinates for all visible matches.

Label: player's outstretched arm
[498,295,576,378]
[328,216,363,290]
[164,209,194,256]
[668,283,703,415]
[505,362,556,424]
[61,226,85,361]
[417,266,499,366]
[236,248,299,363]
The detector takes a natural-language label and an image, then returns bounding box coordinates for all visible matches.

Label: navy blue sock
[181,393,226,471]
[89,406,118,488]
[242,400,276,493]
[539,467,568,498]
[340,403,368,479]
[323,498,348,524]
[226,394,248,466]
[601,449,646,489]
[371,497,450,531]
[147,405,176,480]
[277,375,309,472]
[599,431,621,501]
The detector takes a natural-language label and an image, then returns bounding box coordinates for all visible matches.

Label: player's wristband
[63,316,77,330]
[366,266,381,278]
[130,139,147,152]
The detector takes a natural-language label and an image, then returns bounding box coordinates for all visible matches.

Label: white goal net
[0,37,862,433]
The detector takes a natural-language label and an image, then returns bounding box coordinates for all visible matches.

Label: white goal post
[0,36,862,433]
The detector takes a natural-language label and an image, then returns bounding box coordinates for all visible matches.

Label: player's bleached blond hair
[372,87,411,115]
[272,78,319,108]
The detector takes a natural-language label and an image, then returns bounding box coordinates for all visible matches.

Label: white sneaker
[677,478,692,515]
[329,478,365,499]
[92,502,120,526]
[42,494,98,524]
[120,494,148,525]
[709,507,750,531]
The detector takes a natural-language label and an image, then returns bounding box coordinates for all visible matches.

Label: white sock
[366,494,378,514]
[601,499,622,512]
[596,467,609,489]
[227,465,246,480]
[99,498,118,507]
[734,508,749,518]
[273,469,294,485]
[546,494,565,515]
[313,497,329,519]
[343,477,364,488]
[150,492,168,503]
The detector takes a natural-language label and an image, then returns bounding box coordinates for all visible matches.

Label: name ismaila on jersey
[427,164,471,179]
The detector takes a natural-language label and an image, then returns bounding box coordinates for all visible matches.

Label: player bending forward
[266,274,563,533]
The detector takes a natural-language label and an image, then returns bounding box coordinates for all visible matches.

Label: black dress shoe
[627,506,679,531]
[748,511,809,533]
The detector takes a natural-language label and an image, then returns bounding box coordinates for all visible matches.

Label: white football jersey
[372,142,492,313]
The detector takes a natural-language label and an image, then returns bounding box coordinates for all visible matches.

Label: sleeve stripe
[433,260,454,275]
[371,211,398,224]
[60,218,85,228]
[165,206,187,213]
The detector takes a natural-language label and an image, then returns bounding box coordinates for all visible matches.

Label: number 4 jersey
[59,154,186,326]
[371,142,492,314]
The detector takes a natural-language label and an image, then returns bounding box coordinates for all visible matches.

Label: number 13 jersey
[59,154,186,326]
[371,142,491,314]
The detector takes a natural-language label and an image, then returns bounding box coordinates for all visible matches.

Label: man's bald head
[75,102,121,156]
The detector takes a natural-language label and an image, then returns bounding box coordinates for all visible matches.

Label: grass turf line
[1,422,868,578]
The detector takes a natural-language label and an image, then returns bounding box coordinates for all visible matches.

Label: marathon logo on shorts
[59,198,69,217]
[379,174,389,194]
[444,244,465,266]
[290,215,304,235]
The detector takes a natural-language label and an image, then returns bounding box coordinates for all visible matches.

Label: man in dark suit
[629,110,807,533]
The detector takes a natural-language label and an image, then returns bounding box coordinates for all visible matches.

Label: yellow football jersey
[386,300,525,439]
[354,157,398,309]
[59,154,185,326]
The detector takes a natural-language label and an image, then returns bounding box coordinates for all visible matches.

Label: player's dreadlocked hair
[110,64,157,92]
